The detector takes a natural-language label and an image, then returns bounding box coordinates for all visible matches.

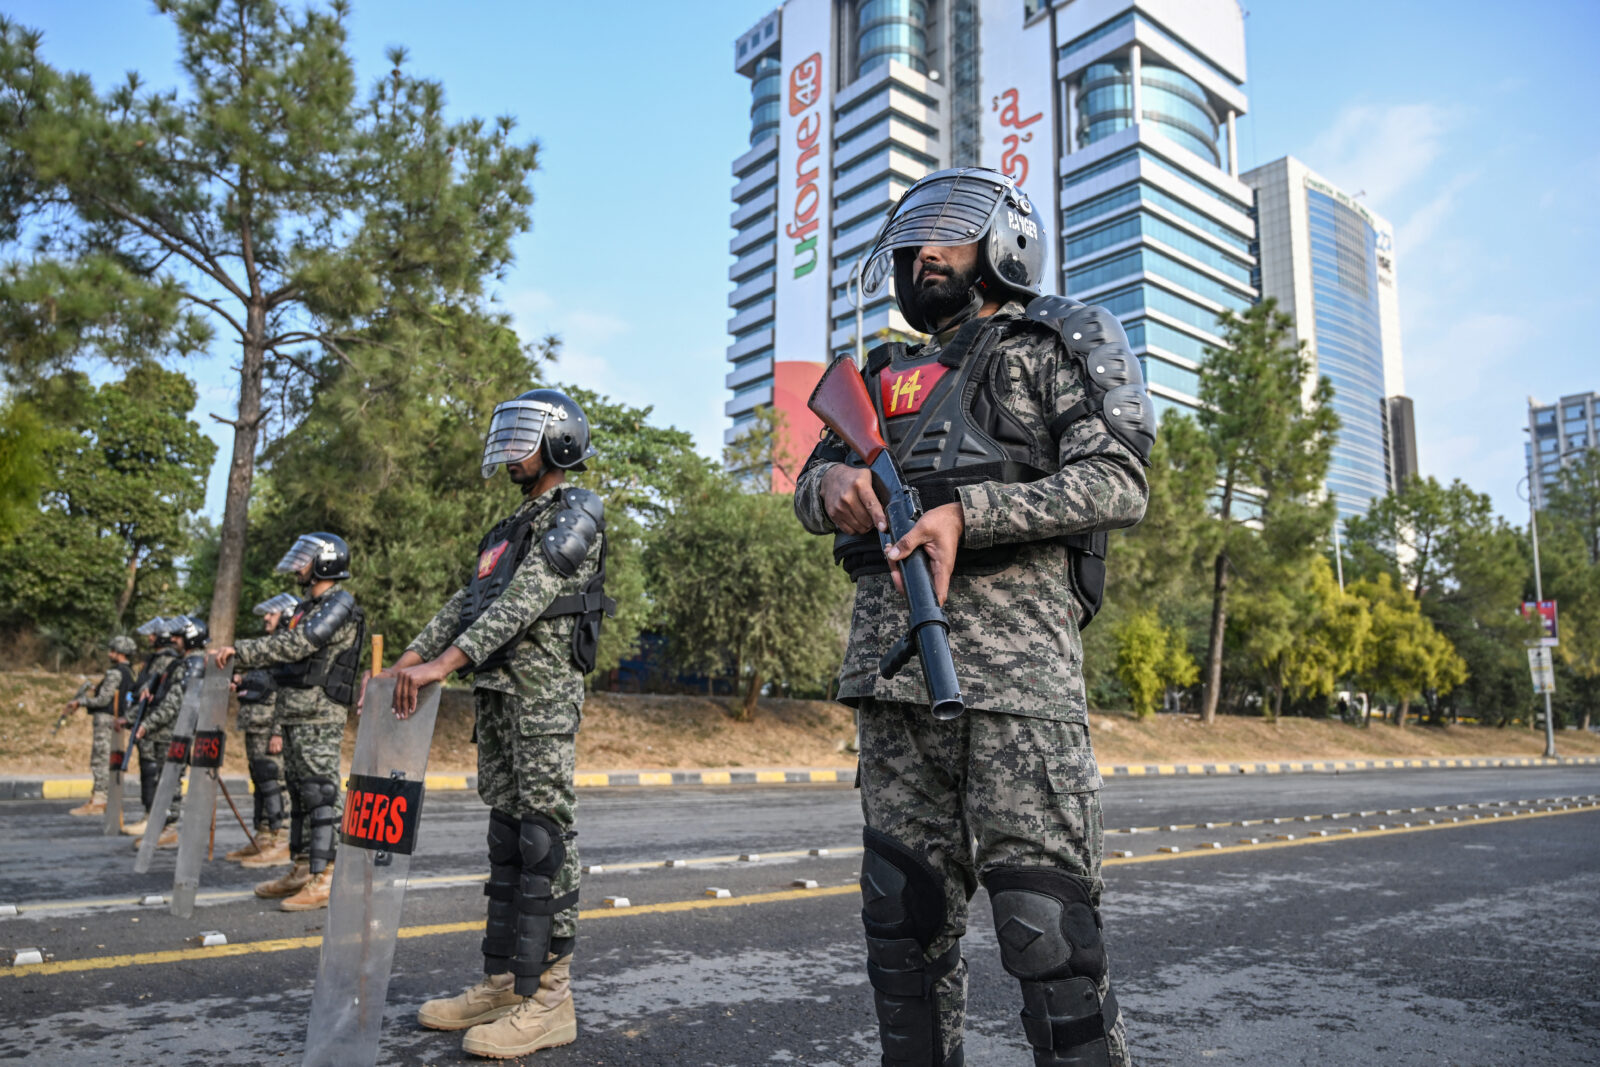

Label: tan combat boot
[156,824,179,849]
[69,793,107,816]
[417,972,522,1031]
[461,955,576,1059]
[121,817,148,837]
[254,860,311,899]
[240,834,293,868]
[225,828,272,862]
[280,864,334,912]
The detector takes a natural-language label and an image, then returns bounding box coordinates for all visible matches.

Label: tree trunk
[115,549,140,625]
[740,670,761,721]
[1270,682,1284,721]
[1199,548,1231,724]
[209,306,267,647]
[1396,696,1409,728]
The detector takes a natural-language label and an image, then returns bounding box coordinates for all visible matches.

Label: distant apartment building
[1242,156,1413,524]
[728,0,1255,487]
[1527,392,1599,508]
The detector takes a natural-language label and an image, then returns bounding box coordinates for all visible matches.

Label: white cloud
[1302,103,1456,209]
[1397,169,1475,254]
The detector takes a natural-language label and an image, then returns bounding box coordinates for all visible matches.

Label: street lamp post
[1518,473,1558,758]
[847,256,867,368]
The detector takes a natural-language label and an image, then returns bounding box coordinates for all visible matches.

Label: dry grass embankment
[4,670,1596,778]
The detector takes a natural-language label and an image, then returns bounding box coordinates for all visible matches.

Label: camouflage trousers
[244,728,285,831]
[280,722,344,861]
[856,699,1129,1067]
[475,690,580,939]
[136,731,185,827]
[88,712,114,795]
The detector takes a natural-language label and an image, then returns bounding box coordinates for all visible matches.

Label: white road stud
[601,896,631,909]
[12,948,44,966]
[1157,846,1181,854]
[1164,825,1180,832]
[1199,842,1222,849]
[792,879,819,889]
[0,904,17,918]
[1238,838,1259,845]
[703,888,732,899]
[1275,834,1295,841]
[809,848,830,857]
[664,859,688,868]
[582,865,605,874]
[140,895,164,906]
[1110,850,1135,858]
[200,931,227,947]
[738,853,761,862]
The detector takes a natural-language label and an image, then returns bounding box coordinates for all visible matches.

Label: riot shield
[103,717,127,836]
[171,661,235,918]
[302,678,442,1067]
[133,656,204,875]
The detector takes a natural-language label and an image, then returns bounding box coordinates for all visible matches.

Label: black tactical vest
[833,315,1110,625]
[277,591,366,706]
[114,661,137,713]
[143,650,182,710]
[455,488,613,675]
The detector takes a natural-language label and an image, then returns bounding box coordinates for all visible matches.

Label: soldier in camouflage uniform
[380,388,611,1060]
[65,635,137,816]
[120,618,186,838]
[134,616,210,850]
[217,534,364,912]
[794,169,1152,1067]
[225,593,297,864]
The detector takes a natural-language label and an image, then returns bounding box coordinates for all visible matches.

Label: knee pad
[139,756,160,811]
[862,826,962,1066]
[985,866,1117,1067]
[482,809,521,973]
[299,776,340,874]
[511,813,577,994]
[251,760,284,830]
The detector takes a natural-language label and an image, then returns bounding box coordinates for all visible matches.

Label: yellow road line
[2,884,858,979]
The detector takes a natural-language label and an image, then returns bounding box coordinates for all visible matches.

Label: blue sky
[6,0,1596,524]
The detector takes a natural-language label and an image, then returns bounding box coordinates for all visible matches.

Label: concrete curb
[4,756,1597,800]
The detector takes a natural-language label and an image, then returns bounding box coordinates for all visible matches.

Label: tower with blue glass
[1243,156,1409,524]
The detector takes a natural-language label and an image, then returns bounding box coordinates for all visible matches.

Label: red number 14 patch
[879,362,949,417]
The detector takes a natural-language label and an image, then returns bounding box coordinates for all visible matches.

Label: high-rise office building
[1242,156,1410,523]
[1526,392,1598,508]
[728,0,1255,487]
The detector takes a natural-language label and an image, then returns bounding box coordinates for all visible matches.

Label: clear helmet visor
[253,592,302,617]
[480,398,562,479]
[860,171,1011,297]
[275,535,330,576]
[135,617,166,638]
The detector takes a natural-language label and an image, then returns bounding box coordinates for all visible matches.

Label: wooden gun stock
[807,357,887,466]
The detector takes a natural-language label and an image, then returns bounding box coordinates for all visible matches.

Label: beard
[913,261,981,327]
[507,454,544,488]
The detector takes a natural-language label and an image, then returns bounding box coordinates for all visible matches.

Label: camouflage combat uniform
[407,484,600,943]
[233,591,362,861]
[79,666,123,796]
[236,670,285,830]
[138,653,197,827]
[795,298,1148,1066]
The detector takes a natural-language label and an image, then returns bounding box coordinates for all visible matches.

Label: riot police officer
[227,592,298,865]
[65,635,137,817]
[794,168,1152,1067]
[375,388,612,1060]
[216,535,365,912]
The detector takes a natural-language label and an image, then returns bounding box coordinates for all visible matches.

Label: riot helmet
[860,167,1047,332]
[275,533,352,583]
[135,617,166,640]
[176,615,209,650]
[108,635,137,657]
[480,388,597,479]
[253,592,302,617]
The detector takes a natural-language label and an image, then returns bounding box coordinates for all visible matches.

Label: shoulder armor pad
[559,486,606,533]
[302,588,357,648]
[1083,341,1146,396]
[1100,383,1157,464]
[541,497,603,578]
[1023,294,1086,327]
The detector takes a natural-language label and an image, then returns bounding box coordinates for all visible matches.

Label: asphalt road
[3,765,1598,1066]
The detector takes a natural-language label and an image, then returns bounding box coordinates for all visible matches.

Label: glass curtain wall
[856,0,929,78]
[750,54,781,144]
[1077,59,1221,166]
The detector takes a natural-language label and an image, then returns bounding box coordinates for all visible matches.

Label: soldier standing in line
[65,635,137,817]
[121,618,187,839]
[794,168,1152,1067]
[133,616,210,850]
[215,534,364,912]
[225,592,298,865]
[373,388,612,1060]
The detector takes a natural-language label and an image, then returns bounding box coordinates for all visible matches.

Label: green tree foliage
[1541,458,1600,730]
[1112,609,1198,719]
[1349,573,1467,727]
[1345,477,1531,723]
[0,365,213,647]
[1193,299,1339,723]
[1546,449,1600,567]
[1232,556,1369,718]
[646,454,851,719]
[0,395,54,540]
[0,2,540,642]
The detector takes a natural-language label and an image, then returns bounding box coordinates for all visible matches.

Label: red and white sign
[979,0,1056,291]
[1519,600,1559,646]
